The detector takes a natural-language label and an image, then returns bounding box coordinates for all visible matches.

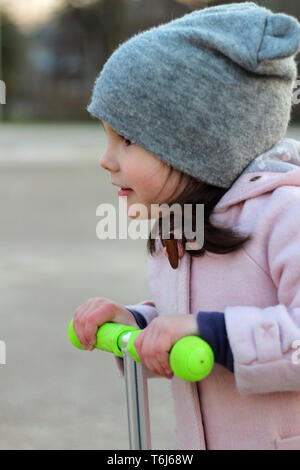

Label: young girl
[73,2,300,450]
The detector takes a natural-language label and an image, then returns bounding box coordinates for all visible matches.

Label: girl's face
[99,121,187,218]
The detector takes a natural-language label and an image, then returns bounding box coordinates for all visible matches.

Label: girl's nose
[99,152,119,172]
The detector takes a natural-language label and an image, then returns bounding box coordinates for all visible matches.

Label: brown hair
[147,166,253,264]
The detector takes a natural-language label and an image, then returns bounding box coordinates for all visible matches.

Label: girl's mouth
[118,188,134,196]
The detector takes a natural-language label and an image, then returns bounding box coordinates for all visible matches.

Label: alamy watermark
[293,80,300,105]
[0,340,6,365]
[292,340,300,365]
[0,80,6,104]
[96,198,204,250]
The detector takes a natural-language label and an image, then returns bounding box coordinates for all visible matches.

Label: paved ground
[0,123,177,450]
[1,122,299,450]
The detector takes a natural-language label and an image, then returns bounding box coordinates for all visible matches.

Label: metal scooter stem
[122,332,151,450]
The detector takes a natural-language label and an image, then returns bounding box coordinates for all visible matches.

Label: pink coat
[122,137,300,450]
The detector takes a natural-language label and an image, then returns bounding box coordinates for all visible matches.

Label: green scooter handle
[68,318,214,382]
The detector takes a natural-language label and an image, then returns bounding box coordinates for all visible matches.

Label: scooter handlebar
[68,318,214,382]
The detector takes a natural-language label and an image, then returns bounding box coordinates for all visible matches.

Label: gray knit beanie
[87,2,300,189]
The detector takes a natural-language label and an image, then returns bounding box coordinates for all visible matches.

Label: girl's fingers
[84,319,99,348]
[135,326,158,360]
[148,331,173,375]
[135,329,173,377]
[76,330,88,349]
[83,303,117,348]
[73,318,87,349]
[74,306,90,349]
[79,328,90,349]
[74,299,107,349]
[82,324,93,349]
[144,356,165,377]
[145,355,173,378]
[154,356,173,377]
[155,351,173,377]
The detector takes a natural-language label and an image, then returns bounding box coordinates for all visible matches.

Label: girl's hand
[73,297,139,350]
[133,314,199,379]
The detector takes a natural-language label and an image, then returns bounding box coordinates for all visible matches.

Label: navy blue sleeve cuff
[125,308,147,329]
[126,309,234,373]
[196,311,234,373]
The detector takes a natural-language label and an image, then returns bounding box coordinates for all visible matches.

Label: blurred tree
[2,0,300,121]
[1,12,28,120]
[2,0,192,121]
[174,0,215,6]
[259,0,300,17]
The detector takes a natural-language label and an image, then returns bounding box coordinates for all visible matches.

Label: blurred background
[0,0,300,450]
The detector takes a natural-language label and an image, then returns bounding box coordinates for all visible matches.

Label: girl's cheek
[124,153,169,201]
[126,169,153,197]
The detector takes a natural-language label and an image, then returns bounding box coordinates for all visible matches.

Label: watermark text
[0,80,6,104]
[292,340,300,365]
[96,198,204,250]
[0,340,6,365]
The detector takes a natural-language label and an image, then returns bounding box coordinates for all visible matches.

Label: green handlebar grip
[68,318,139,358]
[169,335,214,382]
[119,329,142,363]
[68,319,214,382]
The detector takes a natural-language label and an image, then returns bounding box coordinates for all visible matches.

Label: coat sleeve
[125,300,159,326]
[224,186,300,395]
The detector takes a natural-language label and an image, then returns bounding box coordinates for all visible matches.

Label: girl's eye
[119,134,132,147]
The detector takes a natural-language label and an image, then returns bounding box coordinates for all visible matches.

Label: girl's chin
[127,208,149,220]
[126,199,151,220]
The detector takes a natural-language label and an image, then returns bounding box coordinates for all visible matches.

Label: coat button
[249,176,262,182]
